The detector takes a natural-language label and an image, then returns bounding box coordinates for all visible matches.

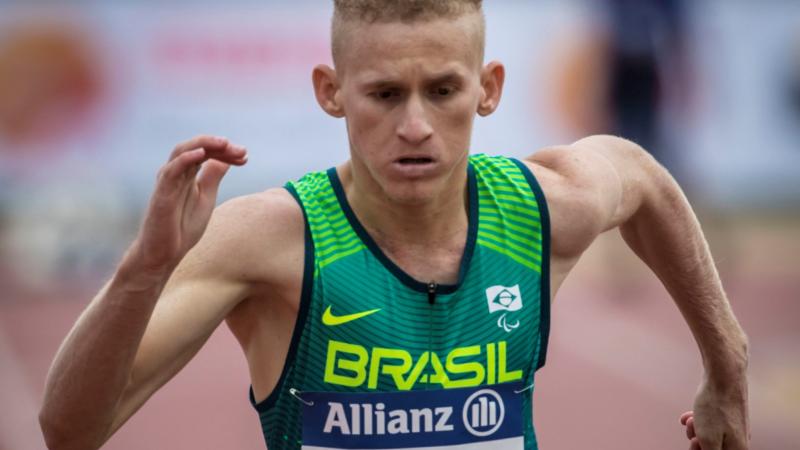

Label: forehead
[335,14,483,80]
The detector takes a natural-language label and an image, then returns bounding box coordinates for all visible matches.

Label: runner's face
[336,14,485,204]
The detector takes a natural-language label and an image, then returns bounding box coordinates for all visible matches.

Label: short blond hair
[331,0,485,66]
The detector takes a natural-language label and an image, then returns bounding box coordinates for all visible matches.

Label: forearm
[39,246,173,450]
[619,162,748,382]
[547,136,749,447]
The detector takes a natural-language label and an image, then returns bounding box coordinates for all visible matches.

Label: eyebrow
[359,70,467,90]
[427,71,466,86]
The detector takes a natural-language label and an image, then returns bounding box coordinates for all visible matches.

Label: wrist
[701,371,748,410]
[113,241,178,294]
[704,365,747,391]
[703,336,749,387]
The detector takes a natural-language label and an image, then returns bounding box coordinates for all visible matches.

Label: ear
[312,64,345,118]
[477,61,505,117]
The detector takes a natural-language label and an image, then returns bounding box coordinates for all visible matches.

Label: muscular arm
[524,135,748,449]
[40,200,245,449]
[39,136,304,450]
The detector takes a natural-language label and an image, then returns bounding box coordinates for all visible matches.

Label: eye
[373,89,399,100]
[431,85,456,97]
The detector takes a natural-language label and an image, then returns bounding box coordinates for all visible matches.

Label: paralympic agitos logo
[485,285,523,333]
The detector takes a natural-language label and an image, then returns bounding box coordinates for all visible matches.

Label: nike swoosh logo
[322,306,381,326]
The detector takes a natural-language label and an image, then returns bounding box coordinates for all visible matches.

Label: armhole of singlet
[249,184,315,413]
[510,158,551,371]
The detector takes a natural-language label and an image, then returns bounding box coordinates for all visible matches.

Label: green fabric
[250,154,550,449]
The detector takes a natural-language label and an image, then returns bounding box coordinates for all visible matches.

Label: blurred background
[1,0,798,449]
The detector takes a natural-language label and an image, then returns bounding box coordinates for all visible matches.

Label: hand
[129,135,248,273]
[681,411,703,450]
[680,378,750,449]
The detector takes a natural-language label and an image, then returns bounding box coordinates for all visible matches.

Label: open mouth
[397,157,434,165]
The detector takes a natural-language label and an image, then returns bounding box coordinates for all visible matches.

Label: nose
[396,95,433,145]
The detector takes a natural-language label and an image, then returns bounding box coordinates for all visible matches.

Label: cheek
[453,98,477,126]
[344,113,373,157]
[345,100,386,144]
[344,103,397,176]
[437,96,477,140]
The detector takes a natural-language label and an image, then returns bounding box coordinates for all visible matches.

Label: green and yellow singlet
[250,154,550,450]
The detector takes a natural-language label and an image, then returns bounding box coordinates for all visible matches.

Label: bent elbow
[40,409,72,450]
[39,409,102,450]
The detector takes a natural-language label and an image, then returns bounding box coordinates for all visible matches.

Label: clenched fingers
[681,411,701,449]
[686,417,696,439]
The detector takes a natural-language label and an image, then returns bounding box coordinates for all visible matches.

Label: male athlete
[39,1,749,449]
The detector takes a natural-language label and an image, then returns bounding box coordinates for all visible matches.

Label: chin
[380,179,439,206]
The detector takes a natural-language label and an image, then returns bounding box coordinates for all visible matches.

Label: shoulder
[180,187,305,284]
[518,135,650,258]
[523,135,647,190]
[212,187,304,239]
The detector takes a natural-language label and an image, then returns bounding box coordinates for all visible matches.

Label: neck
[339,161,470,249]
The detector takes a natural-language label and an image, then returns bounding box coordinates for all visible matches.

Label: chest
[377,239,465,285]
[295,245,543,393]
